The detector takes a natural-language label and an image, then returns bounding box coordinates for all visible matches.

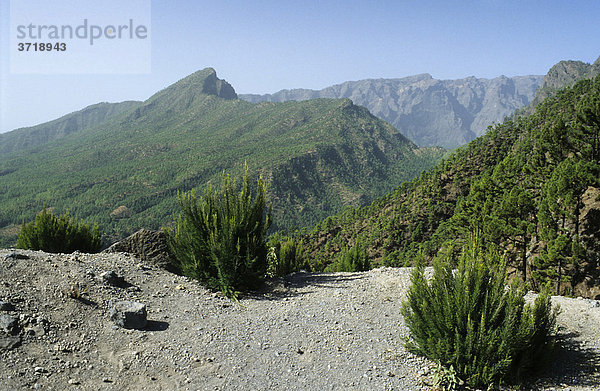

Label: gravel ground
[0,249,599,391]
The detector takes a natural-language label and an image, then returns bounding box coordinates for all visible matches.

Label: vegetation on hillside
[3,65,596,389]
[17,207,102,253]
[0,69,442,247]
[303,75,600,296]
[266,233,310,277]
[0,101,141,154]
[241,73,544,149]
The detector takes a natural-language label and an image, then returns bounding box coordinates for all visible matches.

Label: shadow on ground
[75,297,98,307]
[144,320,169,332]
[251,272,366,301]
[522,330,600,389]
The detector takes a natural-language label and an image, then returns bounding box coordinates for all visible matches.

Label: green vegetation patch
[166,164,271,298]
[402,236,559,388]
[17,207,102,253]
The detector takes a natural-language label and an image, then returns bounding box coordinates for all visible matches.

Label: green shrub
[401,236,559,388]
[17,207,102,253]
[267,234,309,277]
[67,276,90,300]
[326,242,370,272]
[432,363,463,391]
[167,164,271,298]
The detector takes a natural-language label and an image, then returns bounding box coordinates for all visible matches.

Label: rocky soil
[1,249,599,390]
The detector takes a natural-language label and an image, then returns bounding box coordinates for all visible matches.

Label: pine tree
[576,78,600,163]
[496,186,536,281]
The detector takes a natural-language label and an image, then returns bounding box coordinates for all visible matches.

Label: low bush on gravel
[267,234,309,277]
[66,277,90,300]
[167,164,271,298]
[325,242,370,272]
[17,207,102,253]
[401,236,559,388]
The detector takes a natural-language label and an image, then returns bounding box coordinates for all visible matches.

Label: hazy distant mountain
[241,74,544,148]
[0,68,443,246]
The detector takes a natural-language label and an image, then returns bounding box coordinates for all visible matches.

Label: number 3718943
[17,42,67,51]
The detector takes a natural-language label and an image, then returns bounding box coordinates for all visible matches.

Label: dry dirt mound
[1,249,599,391]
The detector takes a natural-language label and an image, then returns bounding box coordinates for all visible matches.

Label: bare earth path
[1,249,599,390]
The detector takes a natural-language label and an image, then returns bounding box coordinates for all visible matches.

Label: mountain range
[300,62,600,298]
[241,74,544,148]
[0,68,442,246]
[2,56,600,299]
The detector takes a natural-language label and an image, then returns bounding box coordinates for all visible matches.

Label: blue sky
[1,0,599,133]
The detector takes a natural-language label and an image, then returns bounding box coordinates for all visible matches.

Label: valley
[1,57,599,300]
[0,68,442,246]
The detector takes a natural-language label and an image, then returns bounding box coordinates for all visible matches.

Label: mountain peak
[146,68,237,107]
[180,68,238,100]
[526,55,600,111]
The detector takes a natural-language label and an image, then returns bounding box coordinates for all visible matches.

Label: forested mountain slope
[303,75,600,298]
[0,101,141,154]
[0,68,443,246]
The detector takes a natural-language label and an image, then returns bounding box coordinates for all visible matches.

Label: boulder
[103,229,174,270]
[109,301,147,330]
[0,314,18,335]
[3,252,29,261]
[0,336,21,350]
[99,271,126,287]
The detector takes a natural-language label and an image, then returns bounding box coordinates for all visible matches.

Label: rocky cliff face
[526,56,600,111]
[241,74,543,148]
[577,186,600,299]
[198,68,238,100]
